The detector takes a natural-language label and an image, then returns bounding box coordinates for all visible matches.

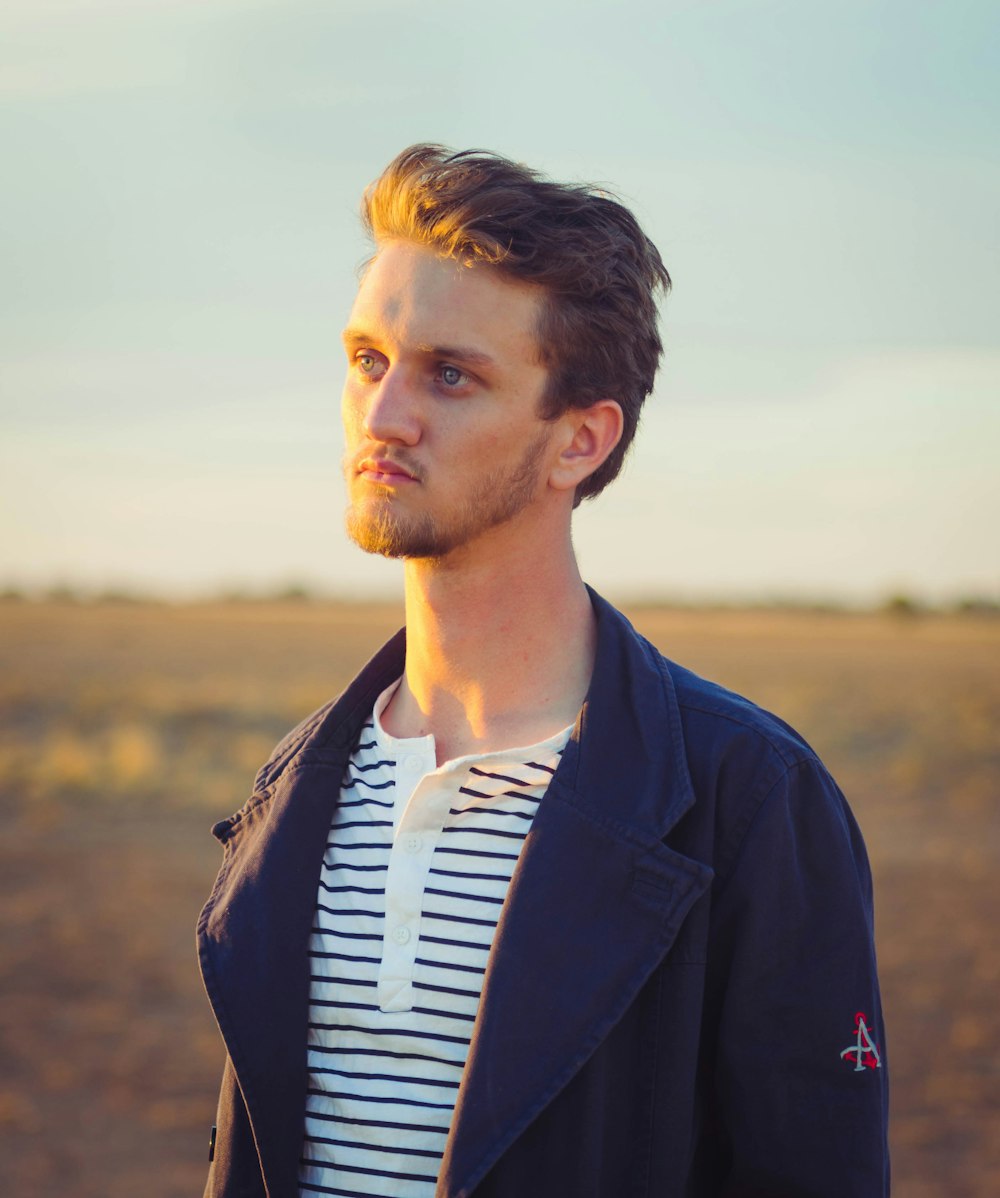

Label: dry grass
[0,600,997,1195]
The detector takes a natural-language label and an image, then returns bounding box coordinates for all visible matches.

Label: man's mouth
[356,456,419,485]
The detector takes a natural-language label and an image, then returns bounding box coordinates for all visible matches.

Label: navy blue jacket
[198,590,889,1196]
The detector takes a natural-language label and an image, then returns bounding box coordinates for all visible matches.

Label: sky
[1,0,997,603]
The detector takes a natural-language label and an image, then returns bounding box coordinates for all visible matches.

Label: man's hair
[361,144,671,502]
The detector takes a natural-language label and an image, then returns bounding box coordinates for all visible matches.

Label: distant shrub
[44,584,83,604]
[882,594,922,618]
[94,588,151,605]
[954,596,1000,617]
[272,583,313,603]
[218,588,255,604]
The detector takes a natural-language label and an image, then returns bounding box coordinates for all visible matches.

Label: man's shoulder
[589,592,837,831]
[644,652,857,889]
[250,626,408,795]
[663,655,820,774]
[593,590,822,777]
[251,696,342,794]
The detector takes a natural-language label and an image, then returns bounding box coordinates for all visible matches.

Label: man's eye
[355,353,385,379]
[439,365,468,387]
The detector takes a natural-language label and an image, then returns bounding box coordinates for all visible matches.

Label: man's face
[341,239,559,561]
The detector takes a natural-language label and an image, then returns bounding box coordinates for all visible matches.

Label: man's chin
[345,508,445,560]
[345,517,407,559]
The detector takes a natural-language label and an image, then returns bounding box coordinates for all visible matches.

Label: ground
[0,600,997,1196]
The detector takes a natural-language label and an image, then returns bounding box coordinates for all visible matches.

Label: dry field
[0,599,997,1196]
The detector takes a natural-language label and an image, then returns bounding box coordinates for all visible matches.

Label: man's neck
[381,531,596,765]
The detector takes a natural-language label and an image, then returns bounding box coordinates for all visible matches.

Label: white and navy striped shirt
[298,682,571,1198]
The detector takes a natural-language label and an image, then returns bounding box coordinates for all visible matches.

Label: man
[199,145,889,1197]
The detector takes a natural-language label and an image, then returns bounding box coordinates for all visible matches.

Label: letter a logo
[840,1011,882,1071]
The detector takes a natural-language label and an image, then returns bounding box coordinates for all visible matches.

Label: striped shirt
[298,681,571,1198]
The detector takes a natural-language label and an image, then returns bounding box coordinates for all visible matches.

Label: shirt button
[403,834,423,854]
[403,754,424,772]
[392,926,411,945]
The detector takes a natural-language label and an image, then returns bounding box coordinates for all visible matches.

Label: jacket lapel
[197,632,407,1198]
[437,593,713,1198]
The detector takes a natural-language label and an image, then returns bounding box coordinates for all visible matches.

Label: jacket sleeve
[204,1054,267,1198]
[708,756,890,1197]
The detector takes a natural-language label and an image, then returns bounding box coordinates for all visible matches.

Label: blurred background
[1,1,997,1194]
[2,0,997,606]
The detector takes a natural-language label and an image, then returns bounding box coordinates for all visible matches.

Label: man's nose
[361,366,421,446]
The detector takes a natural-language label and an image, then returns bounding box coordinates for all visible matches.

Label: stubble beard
[345,431,551,561]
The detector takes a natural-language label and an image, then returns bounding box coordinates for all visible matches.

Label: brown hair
[361,144,671,502]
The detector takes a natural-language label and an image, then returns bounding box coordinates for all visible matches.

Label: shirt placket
[377,746,453,1012]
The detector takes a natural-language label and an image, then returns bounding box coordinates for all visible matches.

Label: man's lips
[356,456,419,484]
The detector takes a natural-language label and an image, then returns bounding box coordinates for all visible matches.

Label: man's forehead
[345,240,545,364]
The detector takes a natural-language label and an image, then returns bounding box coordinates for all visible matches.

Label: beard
[345,430,551,560]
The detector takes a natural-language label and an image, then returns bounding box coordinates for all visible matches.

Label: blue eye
[440,365,467,387]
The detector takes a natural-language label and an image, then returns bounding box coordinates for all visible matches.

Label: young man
[198,145,889,1197]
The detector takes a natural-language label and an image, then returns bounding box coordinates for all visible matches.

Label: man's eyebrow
[415,343,497,368]
[341,327,496,369]
[341,326,375,348]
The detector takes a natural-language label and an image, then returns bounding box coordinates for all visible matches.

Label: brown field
[1,600,997,1196]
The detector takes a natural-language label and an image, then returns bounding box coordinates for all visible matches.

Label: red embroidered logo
[840,1011,882,1071]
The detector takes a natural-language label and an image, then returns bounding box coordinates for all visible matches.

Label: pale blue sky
[2,0,997,601]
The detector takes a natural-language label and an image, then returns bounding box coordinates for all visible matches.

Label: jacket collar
[198,590,712,1198]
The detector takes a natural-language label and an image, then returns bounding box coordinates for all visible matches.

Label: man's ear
[548,400,624,495]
